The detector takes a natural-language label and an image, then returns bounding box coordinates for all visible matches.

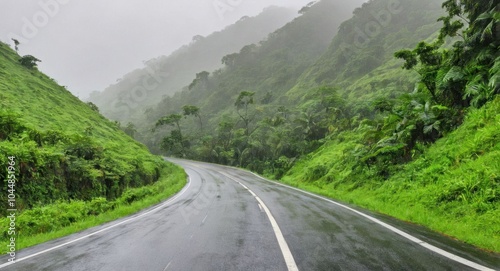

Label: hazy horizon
[0,0,314,99]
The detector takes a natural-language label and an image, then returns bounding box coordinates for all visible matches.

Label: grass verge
[277,178,499,253]
[1,163,186,251]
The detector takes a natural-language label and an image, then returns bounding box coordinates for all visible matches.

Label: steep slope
[0,41,182,212]
[88,6,298,122]
[140,0,365,152]
[283,96,500,251]
[280,0,500,252]
[286,0,444,102]
[139,0,441,168]
[295,0,443,85]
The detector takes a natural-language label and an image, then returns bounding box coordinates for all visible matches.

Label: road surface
[1,159,499,270]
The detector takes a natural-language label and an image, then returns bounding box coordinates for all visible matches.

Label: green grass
[0,41,189,250]
[1,164,186,250]
[0,41,178,209]
[281,97,500,252]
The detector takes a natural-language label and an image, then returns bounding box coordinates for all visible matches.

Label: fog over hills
[87,6,299,121]
[0,0,313,98]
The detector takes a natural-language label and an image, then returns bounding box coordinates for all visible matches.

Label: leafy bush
[18,55,41,69]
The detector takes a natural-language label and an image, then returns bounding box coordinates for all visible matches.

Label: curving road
[1,159,499,270]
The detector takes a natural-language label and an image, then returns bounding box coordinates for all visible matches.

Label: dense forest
[138,0,445,174]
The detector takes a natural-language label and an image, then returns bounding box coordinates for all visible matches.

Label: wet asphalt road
[1,159,499,270]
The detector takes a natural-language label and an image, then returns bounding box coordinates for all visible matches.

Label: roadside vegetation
[282,96,500,252]
[0,41,186,249]
[1,164,185,250]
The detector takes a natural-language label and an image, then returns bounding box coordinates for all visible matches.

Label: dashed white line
[202,214,208,224]
[0,177,192,269]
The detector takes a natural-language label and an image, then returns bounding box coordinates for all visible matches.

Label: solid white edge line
[0,177,192,269]
[246,171,496,271]
[218,172,299,271]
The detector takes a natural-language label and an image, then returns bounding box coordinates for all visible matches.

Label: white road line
[218,172,299,271]
[0,177,192,269]
[247,171,496,271]
[202,214,208,224]
[163,261,171,271]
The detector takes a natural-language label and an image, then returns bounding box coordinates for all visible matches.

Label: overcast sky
[0,0,313,99]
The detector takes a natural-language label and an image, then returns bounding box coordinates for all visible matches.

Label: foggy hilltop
[87,6,300,121]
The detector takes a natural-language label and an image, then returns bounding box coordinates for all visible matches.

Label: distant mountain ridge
[88,6,298,122]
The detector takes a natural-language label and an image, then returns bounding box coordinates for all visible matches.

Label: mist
[0,0,313,99]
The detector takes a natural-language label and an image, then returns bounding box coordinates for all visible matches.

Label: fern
[443,66,465,83]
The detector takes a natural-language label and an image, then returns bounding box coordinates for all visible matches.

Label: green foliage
[0,41,176,215]
[182,105,203,131]
[121,122,137,138]
[395,0,499,110]
[86,102,99,112]
[11,39,19,52]
[0,164,185,248]
[283,97,500,251]
[156,114,182,129]
[18,55,41,69]
[188,71,210,90]
[137,0,371,171]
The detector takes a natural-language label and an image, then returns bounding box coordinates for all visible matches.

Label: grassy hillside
[0,40,186,246]
[279,0,500,252]
[282,96,500,251]
[88,6,298,122]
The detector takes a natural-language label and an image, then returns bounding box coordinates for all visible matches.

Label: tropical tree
[234,91,256,136]
[182,105,203,131]
[19,55,41,69]
[188,71,210,90]
[395,0,499,110]
[11,39,19,52]
[156,114,184,154]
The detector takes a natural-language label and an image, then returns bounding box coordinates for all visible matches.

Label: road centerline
[215,171,299,271]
